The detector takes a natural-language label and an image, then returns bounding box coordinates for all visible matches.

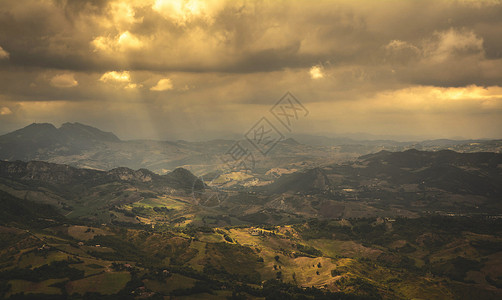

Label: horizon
[1,121,501,143]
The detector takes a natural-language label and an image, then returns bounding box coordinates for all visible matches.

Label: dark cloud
[0,0,501,139]
[0,0,501,77]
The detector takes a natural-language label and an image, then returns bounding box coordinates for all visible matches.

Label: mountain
[0,123,339,175]
[1,123,501,179]
[0,122,120,161]
[251,149,502,219]
[0,160,203,222]
[360,148,502,168]
[359,149,502,197]
[0,160,202,192]
[292,133,502,153]
[1,149,501,224]
[280,137,301,146]
[262,167,331,194]
[59,122,120,143]
[0,123,63,159]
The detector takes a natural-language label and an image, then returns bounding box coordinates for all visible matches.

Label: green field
[66,272,130,295]
[6,278,65,297]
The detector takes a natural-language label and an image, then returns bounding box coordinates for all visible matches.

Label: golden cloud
[309,65,324,79]
[150,78,173,91]
[50,73,78,88]
[0,107,12,115]
[0,46,9,59]
[99,71,131,83]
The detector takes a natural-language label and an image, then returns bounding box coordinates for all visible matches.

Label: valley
[0,123,501,299]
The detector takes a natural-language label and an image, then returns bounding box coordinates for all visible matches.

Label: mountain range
[1,123,502,299]
[1,148,500,226]
[1,123,501,177]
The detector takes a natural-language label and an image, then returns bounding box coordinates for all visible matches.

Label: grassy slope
[0,217,501,299]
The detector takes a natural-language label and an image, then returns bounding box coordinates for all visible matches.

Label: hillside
[0,191,64,228]
[1,123,501,177]
[0,213,501,299]
[0,150,501,298]
[1,149,500,228]
[0,160,203,222]
[255,149,502,219]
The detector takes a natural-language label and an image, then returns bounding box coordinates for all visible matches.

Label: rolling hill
[1,140,502,298]
[1,123,500,178]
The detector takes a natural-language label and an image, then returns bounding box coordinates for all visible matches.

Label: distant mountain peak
[2,122,61,142]
[1,122,120,142]
[11,122,58,134]
[27,122,58,129]
[281,138,301,145]
[263,165,331,194]
[166,167,203,190]
[0,122,121,161]
[171,167,193,176]
[59,122,120,142]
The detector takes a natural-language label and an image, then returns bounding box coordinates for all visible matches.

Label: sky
[0,0,502,141]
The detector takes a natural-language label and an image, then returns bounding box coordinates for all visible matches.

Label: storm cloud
[0,0,501,140]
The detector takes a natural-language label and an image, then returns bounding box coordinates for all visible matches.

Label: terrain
[1,205,501,299]
[0,123,501,299]
[1,123,501,176]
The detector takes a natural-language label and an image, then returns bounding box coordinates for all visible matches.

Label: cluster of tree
[338,277,381,299]
[171,280,222,296]
[0,191,64,229]
[0,259,84,282]
[294,243,322,257]
[110,206,135,218]
[87,235,146,263]
[152,206,170,213]
[232,280,379,300]
[203,264,261,285]
[430,256,483,282]
[130,206,152,217]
